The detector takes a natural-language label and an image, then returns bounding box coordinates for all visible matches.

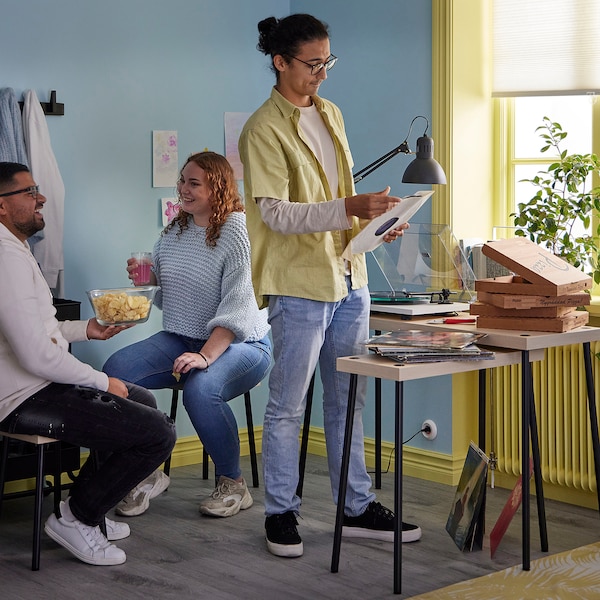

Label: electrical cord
[367,425,430,475]
[404,425,431,444]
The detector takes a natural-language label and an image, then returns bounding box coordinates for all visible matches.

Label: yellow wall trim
[6,427,596,509]
[300,426,462,487]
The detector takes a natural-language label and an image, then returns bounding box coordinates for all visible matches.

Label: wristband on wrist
[197,351,209,370]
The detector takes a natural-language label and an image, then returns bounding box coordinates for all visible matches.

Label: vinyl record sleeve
[342,190,434,259]
[446,441,489,552]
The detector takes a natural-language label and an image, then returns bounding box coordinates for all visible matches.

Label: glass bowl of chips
[86,286,160,326]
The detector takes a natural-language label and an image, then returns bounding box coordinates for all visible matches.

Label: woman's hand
[172,351,209,376]
[126,257,157,286]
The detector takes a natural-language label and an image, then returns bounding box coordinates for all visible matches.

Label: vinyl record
[342,190,434,259]
[370,291,430,305]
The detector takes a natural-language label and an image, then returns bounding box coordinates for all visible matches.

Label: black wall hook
[19,90,64,116]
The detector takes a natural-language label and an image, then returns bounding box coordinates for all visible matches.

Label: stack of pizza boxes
[470,238,591,332]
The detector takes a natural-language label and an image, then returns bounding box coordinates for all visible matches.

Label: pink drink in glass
[131,252,152,285]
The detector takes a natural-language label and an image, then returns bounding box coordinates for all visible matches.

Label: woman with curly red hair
[104,151,271,518]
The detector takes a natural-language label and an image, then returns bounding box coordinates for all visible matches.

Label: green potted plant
[511,117,600,284]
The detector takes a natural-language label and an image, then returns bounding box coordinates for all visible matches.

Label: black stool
[0,432,65,571]
[163,374,315,496]
[162,385,260,488]
[0,433,108,570]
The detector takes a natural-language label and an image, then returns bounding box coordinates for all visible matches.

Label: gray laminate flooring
[1,454,598,599]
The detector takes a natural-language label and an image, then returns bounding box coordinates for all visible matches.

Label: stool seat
[2,432,58,445]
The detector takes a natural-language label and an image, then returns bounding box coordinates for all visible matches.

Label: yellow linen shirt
[239,87,368,309]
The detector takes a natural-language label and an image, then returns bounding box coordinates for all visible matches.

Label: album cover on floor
[446,441,489,551]
[489,457,534,558]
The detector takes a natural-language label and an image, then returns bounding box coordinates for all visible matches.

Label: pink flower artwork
[153,130,178,187]
[161,197,180,226]
[165,201,180,222]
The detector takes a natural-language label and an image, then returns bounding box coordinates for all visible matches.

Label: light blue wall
[1,0,452,453]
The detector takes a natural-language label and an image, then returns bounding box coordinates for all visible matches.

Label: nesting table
[330,313,600,594]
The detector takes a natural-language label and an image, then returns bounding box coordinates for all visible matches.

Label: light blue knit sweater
[152,212,269,343]
[0,88,28,164]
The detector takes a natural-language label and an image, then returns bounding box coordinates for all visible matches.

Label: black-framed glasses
[289,54,338,75]
[0,185,40,200]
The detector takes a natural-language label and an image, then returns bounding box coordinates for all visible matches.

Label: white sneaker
[199,476,253,517]
[45,501,126,566]
[115,470,170,517]
[105,517,130,541]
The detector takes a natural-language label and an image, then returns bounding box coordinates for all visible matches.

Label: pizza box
[475,274,589,297]
[481,238,592,295]
[476,289,590,310]
[469,301,577,319]
[476,310,589,333]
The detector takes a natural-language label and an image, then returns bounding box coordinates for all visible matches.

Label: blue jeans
[264,277,375,517]
[0,382,176,526]
[103,331,272,480]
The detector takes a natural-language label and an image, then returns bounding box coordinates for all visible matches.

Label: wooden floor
[1,454,599,599]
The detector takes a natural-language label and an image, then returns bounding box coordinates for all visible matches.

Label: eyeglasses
[0,185,40,200]
[289,54,338,75]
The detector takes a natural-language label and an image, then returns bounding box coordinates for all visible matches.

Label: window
[494,95,600,294]
[496,95,595,230]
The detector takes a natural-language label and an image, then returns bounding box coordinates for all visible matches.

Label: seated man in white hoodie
[0,162,177,566]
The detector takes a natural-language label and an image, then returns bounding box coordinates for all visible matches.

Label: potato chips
[91,292,151,324]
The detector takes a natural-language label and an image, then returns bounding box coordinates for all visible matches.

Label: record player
[367,224,475,318]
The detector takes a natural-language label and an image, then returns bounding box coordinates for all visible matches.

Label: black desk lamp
[353,116,447,185]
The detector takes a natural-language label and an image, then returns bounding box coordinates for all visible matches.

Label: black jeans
[0,382,176,526]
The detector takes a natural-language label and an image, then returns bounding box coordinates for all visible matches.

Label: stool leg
[0,435,9,520]
[53,441,62,514]
[163,390,179,477]
[32,444,45,571]
[244,392,259,488]
[297,372,315,498]
[89,450,107,538]
[202,447,210,480]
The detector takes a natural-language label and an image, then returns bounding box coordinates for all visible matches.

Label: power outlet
[422,420,438,440]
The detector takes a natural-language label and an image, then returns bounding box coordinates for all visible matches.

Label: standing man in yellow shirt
[239,13,421,558]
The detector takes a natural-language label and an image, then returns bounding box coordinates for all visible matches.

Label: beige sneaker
[199,476,253,517]
[115,470,170,517]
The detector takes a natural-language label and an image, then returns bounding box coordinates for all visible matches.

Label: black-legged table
[331,347,545,594]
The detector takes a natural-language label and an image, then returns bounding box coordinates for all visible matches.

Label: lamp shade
[401,135,447,185]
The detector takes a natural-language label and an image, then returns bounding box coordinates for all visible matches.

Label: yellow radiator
[489,343,599,494]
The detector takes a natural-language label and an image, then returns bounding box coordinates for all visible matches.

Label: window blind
[493,0,600,97]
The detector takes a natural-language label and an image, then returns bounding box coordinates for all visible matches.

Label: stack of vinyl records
[470,238,591,333]
[365,330,495,364]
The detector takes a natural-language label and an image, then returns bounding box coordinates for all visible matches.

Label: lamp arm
[353,141,410,184]
[352,115,430,184]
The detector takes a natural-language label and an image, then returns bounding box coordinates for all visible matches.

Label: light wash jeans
[264,277,375,517]
[103,331,272,480]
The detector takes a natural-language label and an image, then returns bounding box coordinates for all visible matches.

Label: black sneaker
[265,511,303,557]
[342,501,422,543]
